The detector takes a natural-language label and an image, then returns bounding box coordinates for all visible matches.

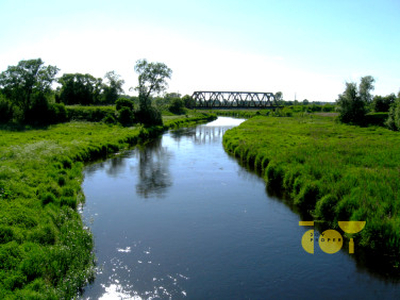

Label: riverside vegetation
[223,114,400,267]
[0,112,216,298]
[0,57,217,298]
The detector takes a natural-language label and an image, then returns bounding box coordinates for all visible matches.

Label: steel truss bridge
[191,91,277,108]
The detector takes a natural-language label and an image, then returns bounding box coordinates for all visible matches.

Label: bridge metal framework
[191,91,276,108]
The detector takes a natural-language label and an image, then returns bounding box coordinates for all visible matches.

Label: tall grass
[223,115,400,265]
[0,112,215,298]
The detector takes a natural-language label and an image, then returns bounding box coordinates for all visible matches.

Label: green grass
[223,114,400,265]
[0,112,215,298]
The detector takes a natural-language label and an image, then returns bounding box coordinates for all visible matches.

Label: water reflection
[170,125,234,145]
[134,137,172,199]
[82,117,400,299]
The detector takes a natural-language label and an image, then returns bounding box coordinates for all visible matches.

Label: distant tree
[58,73,102,105]
[302,99,309,105]
[0,58,59,119]
[275,91,283,103]
[337,81,368,124]
[134,59,172,126]
[386,92,400,130]
[359,75,375,104]
[166,92,181,99]
[102,71,124,104]
[182,94,195,108]
[372,94,396,112]
[169,98,186,115]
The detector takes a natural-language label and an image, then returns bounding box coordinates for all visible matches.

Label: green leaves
[134,59,172,99]
[0,59,59,114]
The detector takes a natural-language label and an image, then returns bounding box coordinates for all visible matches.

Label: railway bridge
[191,91,277,108]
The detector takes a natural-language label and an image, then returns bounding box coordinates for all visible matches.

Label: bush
[48,103,67,124]
[0,96,14,123]
[102,113,117,124]
[118,106,134,126]
[24,93,51,125]
[66,106,115,122]
[116,98,134,111]
[168,98,186,115]
[135,105,163,126]
[386,96,400,130]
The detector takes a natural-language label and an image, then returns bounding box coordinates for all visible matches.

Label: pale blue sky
[1,0,399,102]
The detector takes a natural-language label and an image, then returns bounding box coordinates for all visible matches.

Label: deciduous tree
[0,58,59,115]
[102,71,125,104]
[134,59,172,126]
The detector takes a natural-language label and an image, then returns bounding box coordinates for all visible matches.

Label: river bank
[223,114,400,268]
[0,112,216,298]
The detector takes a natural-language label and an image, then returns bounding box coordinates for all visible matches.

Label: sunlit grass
[223,115,400,263]
[0,112,215,298]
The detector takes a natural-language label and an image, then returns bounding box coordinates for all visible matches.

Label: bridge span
[191,91,276,108]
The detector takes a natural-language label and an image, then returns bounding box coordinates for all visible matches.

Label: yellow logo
[299,221,365,254]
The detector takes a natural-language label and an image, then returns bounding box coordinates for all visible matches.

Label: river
[81,117,400,299]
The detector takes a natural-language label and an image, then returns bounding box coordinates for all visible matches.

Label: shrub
[168,98,186,115]
[66,106,115,122]
[135,105,163,126]
[118,106,134,126]
[386,96,400,130]
[116,98,134,111]
[0,96,14,123]
[48,103,67,124]
[102,113,117,124]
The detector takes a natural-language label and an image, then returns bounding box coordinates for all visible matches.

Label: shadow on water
[226,141,400,284]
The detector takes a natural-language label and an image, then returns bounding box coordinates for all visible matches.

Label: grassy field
[0,112,215,299]
[223,114,400,265]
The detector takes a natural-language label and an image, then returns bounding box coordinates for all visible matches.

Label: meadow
[0,112,215,299]
[223,114,400,266]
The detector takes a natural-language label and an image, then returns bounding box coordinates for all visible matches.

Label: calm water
[81,117,400,299]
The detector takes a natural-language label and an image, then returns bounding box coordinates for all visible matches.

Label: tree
[169,98,186,115]
[386,92,400,130]
[102,71,124,104]
[275,91,283,103]
[182,94,195,108]
[359,75,375,104]
[337,81,367,124]
[372,94,396,112]
[134,59,172,126]
[0,58,59,116]
[58,73,102,105]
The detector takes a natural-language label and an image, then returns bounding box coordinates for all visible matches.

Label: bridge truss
[191,91,276,108]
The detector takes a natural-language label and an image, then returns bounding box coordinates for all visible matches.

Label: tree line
[336,75,400,129]
[0,58,187,126]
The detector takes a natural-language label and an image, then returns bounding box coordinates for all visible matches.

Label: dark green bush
[116,98,134,111]
[135,106,162,126]
[0,96,14,123]
[118,106,134,126]
[48,103,67,124]
[66,106,115,122]
[168,98,186,115]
